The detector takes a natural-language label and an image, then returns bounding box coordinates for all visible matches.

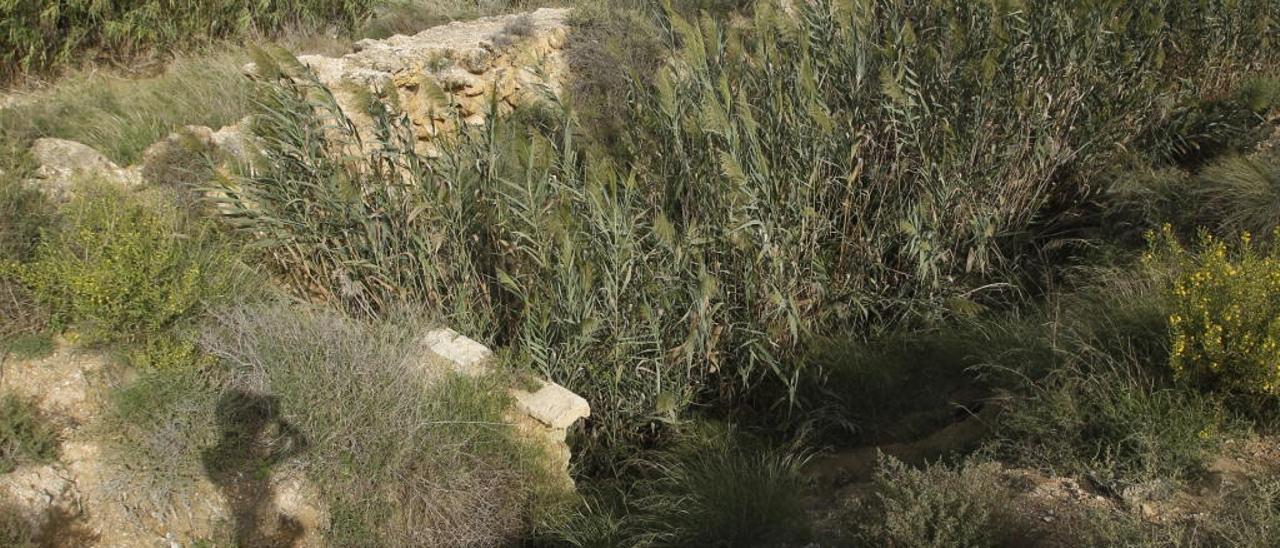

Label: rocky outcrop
[411,328,590,488]
[251,8,570,155]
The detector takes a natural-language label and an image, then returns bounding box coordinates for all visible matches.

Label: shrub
[0,174,55,339]
[843,455,1023,548]
[1195,155,1280,238]
[15,182,250,345]
[1159,229,1280,399]
[100,362,225,500]
[1197,474,1280,546]
[0,394,59,474]
[0,174,55,263]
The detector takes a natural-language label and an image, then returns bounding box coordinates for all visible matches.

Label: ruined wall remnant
[259,8,570,155]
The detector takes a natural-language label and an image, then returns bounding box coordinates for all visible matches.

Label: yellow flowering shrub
[16,182,243,345]
[1155,226,1280,396]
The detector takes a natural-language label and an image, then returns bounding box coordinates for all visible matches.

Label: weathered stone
[29,138,137,198]
[248,8,570,150]
[512,380,591,430]
[0,464,78,536]
[418,327,493,377]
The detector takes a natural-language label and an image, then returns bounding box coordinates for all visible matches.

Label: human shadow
[202,390,308,548]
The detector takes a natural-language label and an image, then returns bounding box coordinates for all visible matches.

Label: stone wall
[255,8,570,155]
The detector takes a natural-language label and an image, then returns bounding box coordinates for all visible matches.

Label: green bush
[0,174,55,339]
[0,394,59,474]
[843,455,1023,548]
[1160,229,1280,399]
[541,424,811,547]
[0,0,374,84]
[16,182,250,345]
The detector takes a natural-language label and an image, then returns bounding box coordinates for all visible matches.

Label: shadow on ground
[203,390,308,548]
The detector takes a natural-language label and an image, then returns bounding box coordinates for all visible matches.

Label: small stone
[512,381,591,430]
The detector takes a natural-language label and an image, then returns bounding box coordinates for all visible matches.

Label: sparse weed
[0,393,59,474]
[1,334,55,361]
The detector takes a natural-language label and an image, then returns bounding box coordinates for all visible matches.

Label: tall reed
[222,0,1280,459]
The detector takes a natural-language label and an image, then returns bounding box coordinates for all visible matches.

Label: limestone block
[29,138,137,198]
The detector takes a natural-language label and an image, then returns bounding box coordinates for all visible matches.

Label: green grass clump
[543,424,811,547]
[14,181,252,345]
[984,266,1235,487]
[0,51,255,169]
[1,334,55,361]
[0,394,59,474]
[995,350,1231,486]
[1195,155,1280,238]
[0,0,374,84]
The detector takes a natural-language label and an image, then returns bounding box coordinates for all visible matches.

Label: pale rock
[512,380,591,430]
[29,138,137,198]
[245,8,571,150]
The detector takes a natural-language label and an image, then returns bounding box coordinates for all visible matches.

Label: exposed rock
[250,8,571,155]
[28,138,138,199]
[0,464,79,537]
[414,328,590,487]
[416,327,494,377]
